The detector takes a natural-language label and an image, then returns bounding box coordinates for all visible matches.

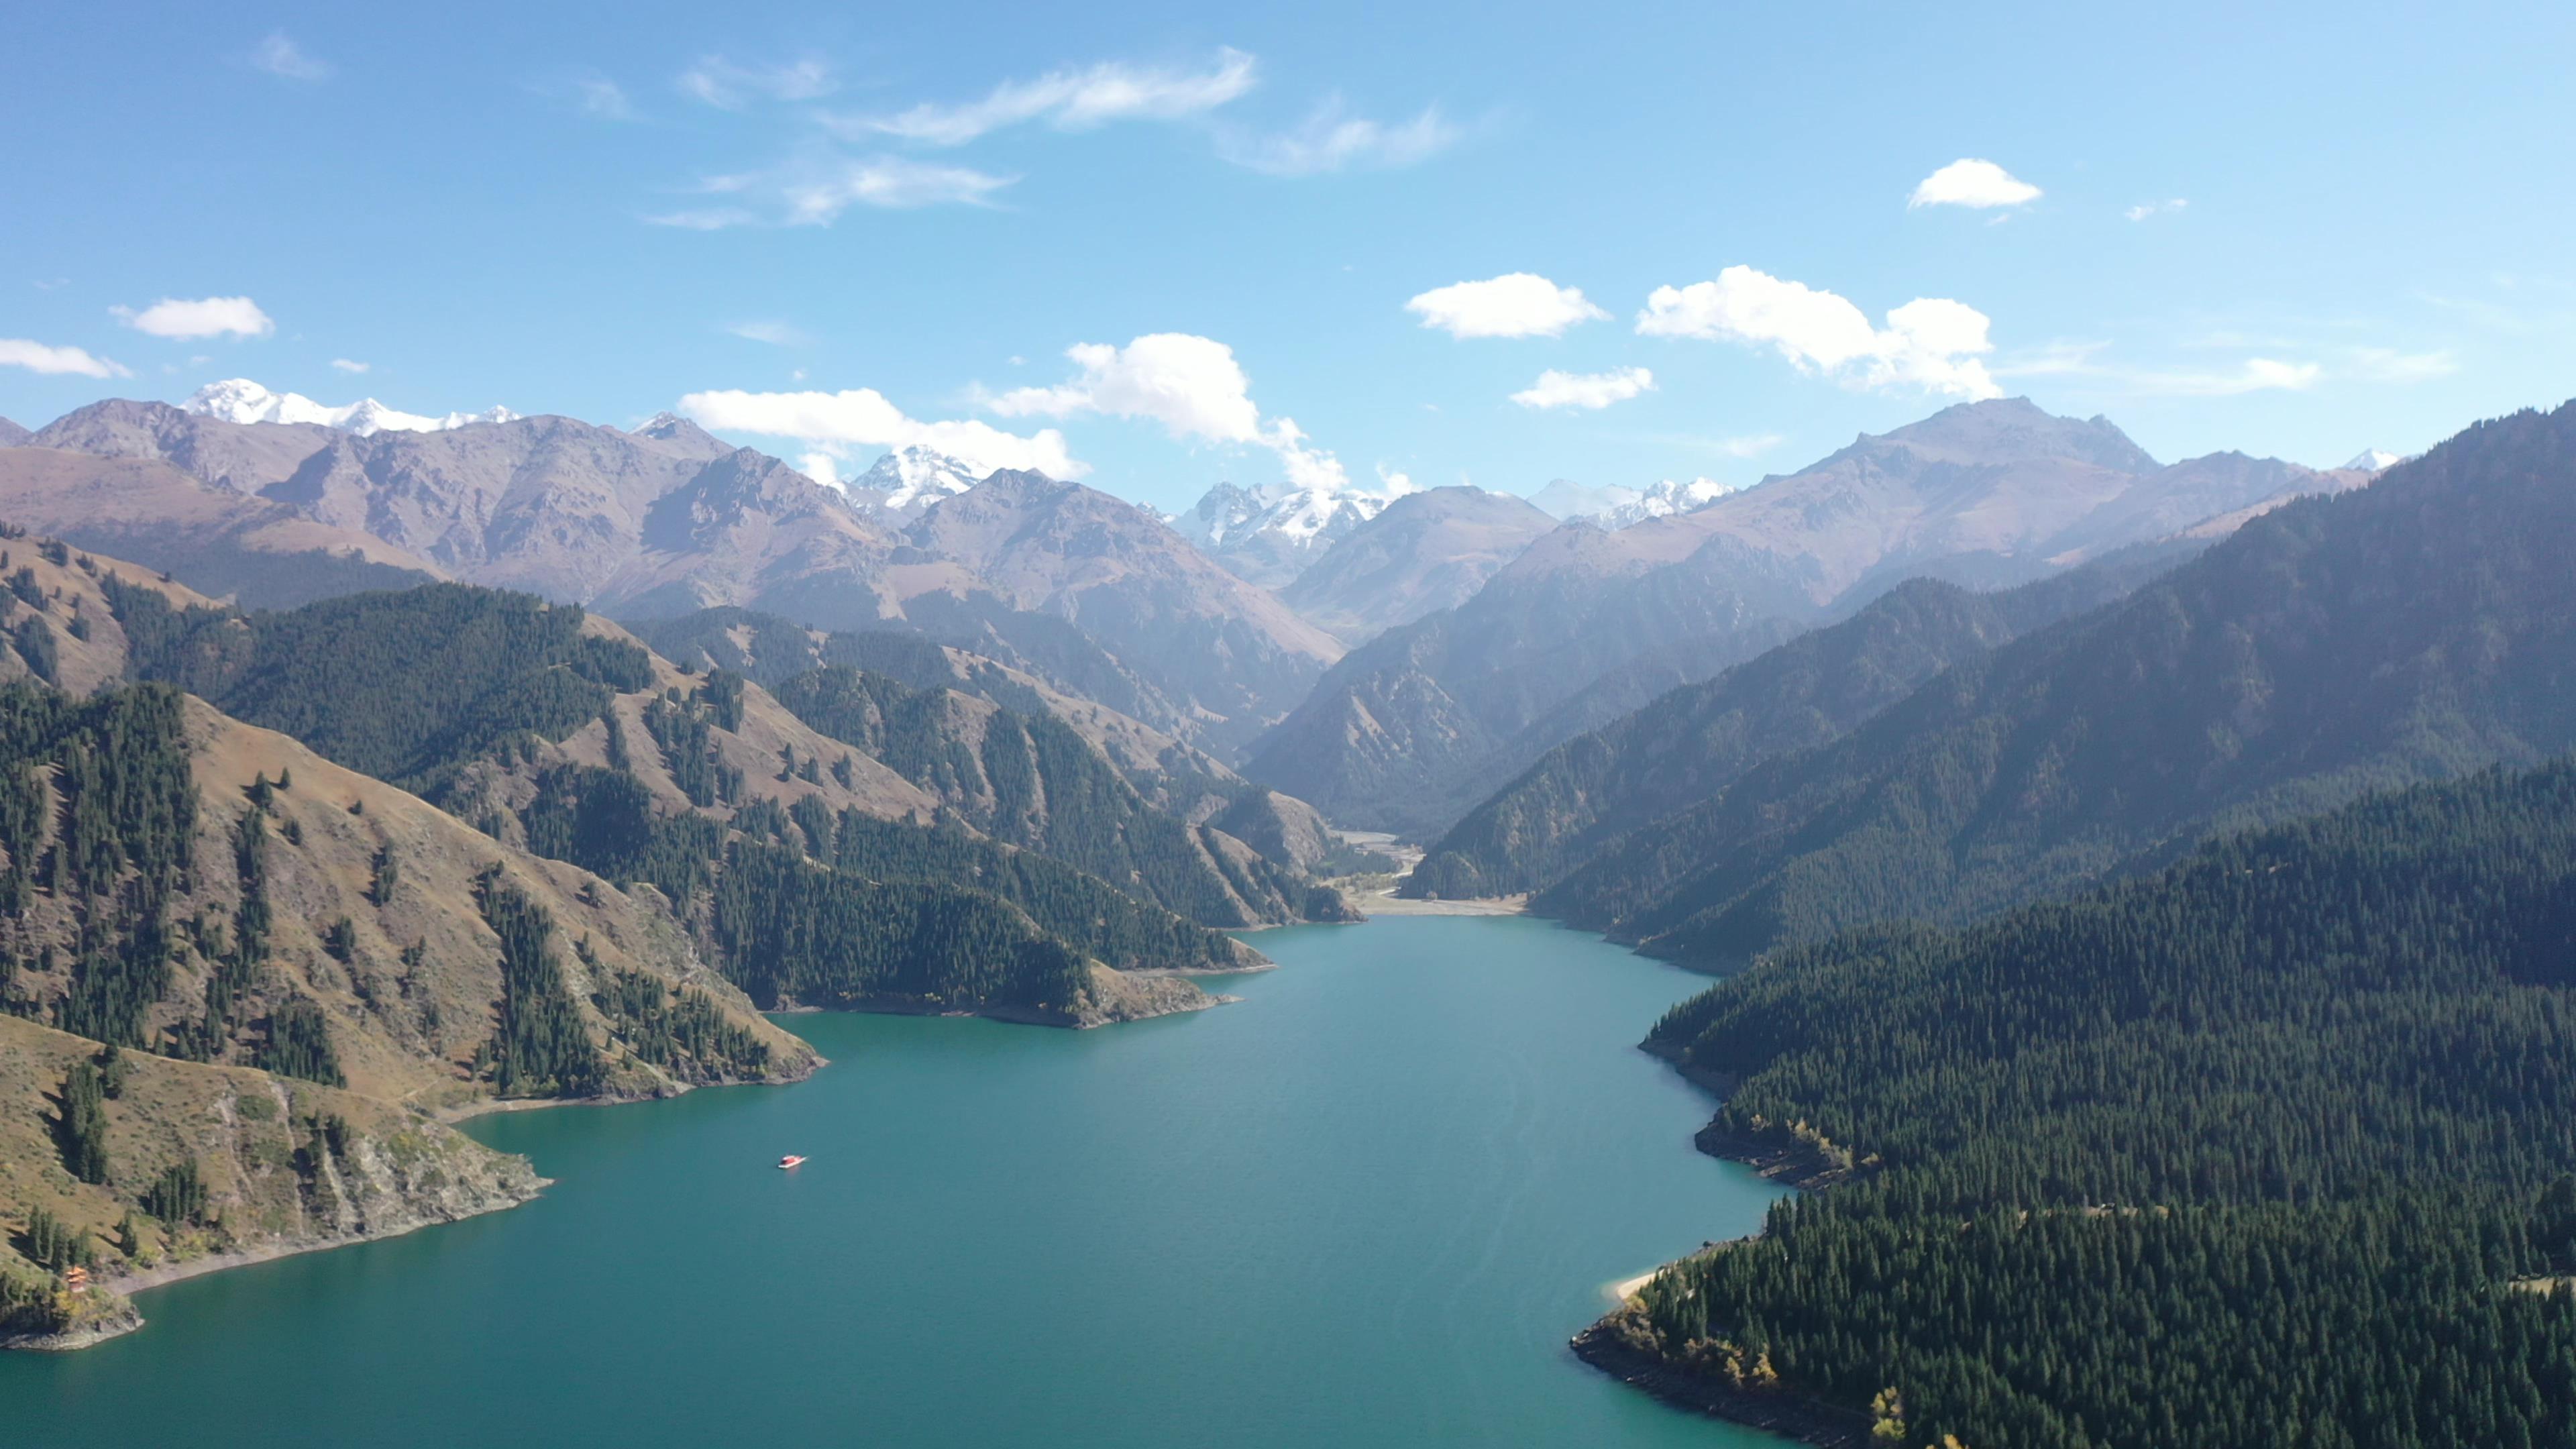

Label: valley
[3,373,2571,1449]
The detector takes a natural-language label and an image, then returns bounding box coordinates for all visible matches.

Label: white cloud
[679,56,834,109]
[1405,273,1607,339]
[645,208,761,231]
[2125,197,2189,221]
[1995,343,2322,396]
[577,76,638,121]
[1511,366,1654,411]
[1909,158,2041,209]
[1638,266,2000,398]
[1711,433,1784,458]
[0,339,130,379]
[782,157,1012,218]
[2347,347,2458,383]
[727,321,811,347]
[679,386,1083,482]
[846,48,1256,146]
[1216,100,1456,176]
[990,333,1348,490]
[112,295,276,340]
[649,155,1014,228]
[329,358,370,374]
[252,32,331,83]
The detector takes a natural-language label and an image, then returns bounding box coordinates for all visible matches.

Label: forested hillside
[772,665,1346,928]
[1592,757,2576,1449]
[1405,543,2192,900]
[628,605,1238,810]
[90,578,1272,983]
[1541,400,2576,965]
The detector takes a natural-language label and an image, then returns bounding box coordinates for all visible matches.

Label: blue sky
[5,0,2572,511]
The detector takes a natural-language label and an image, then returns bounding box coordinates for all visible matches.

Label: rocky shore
[1568,1318,1870,1446]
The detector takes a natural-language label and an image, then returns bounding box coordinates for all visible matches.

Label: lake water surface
[4,916,1786,1447]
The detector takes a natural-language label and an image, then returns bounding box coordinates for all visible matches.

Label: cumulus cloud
[1909,158,2041,209]
[990,333,1348,490]
[1511,366,1655,411]
[0,339,129,378]
[1216,100,1456,176]
[1405,273,1607,339]
[679,56,834,109]
[252,32,331,82]
[845,48,1257,146]
[1637,266,2000,398]
[2125,197,2189,221]
[329,358,370,373]
[678,386,1083,483]
[111,295,276,340]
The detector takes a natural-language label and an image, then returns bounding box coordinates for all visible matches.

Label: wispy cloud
[645,208,761,231]
[1216,100,1458,176]
[679,55,833,109]
[727,321,811,347]
[0,339,130,379]
[2125,197,2189,221]
[2345,346,2458,383]
[650,154,1015,228]
[1995,341,2320,396]
[576,76,639,121]
[840,48,1257,145]
[329,358,370,374]
[252,31,331,83]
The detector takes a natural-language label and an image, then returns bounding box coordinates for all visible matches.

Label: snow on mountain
[1525,478,1642,521]
[183,378,517,436]
[1175,473,1422,588]
[1524,476,1742,530]
[1590,476,1743,530]
[852,445,987,513]
[2342,448,2403,473]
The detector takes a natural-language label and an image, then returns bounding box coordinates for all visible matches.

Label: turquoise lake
[3,916,1787,1446]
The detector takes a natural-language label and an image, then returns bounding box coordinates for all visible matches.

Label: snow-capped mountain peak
[1531,476,1743,530]
[853,445,987,513]
[2341,448,2403,473]
[182,378,517,437]
[1175,472,1423,587]
[1591,476,1743,530]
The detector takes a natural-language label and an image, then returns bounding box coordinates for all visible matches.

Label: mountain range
[0,398,1342,757]
[182,378,519,436]
[1534,398,2576,965]
[1243,398,2372,837]
[1171,474,1419,588]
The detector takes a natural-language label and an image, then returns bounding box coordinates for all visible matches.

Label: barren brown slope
[0,447,445,608]
[904,470,1344,754]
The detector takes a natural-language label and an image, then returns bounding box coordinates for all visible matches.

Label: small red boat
[777,1155,807,1169]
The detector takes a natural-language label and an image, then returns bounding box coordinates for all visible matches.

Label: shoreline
[1568,1321,1870,1447]
[1346,888,1529,917]
[3,1176,549,1353]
